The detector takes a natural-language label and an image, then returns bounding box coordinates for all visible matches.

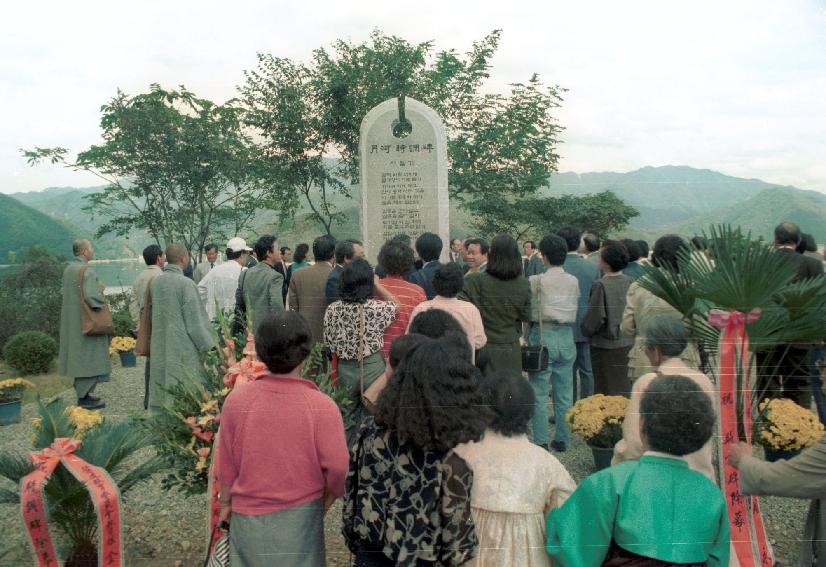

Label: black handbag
[522,279,549,372]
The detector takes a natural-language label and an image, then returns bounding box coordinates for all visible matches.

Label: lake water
[0,259,145,292]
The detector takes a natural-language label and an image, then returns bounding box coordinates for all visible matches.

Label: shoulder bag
[135,281,153,356]
[77,265,115,336]
[521,277,549,372]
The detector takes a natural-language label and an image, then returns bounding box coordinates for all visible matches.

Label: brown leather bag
[135,283,153,356]
[77,265,115,336]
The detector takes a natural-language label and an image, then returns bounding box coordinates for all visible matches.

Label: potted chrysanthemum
[566,394,628,470]
[109,336,137,367]
[753,398,824,462]
[0,377,34,425]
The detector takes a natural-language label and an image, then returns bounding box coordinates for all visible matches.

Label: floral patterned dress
[342,418,478,566]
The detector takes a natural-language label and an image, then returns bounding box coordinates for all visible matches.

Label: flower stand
[0,399,22,426]
[590,446,614,471]
[119,351,137,368]
[763,447,802,463]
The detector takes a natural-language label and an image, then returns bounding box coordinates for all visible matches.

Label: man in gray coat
[59,239,111,409]
[236,235,284,334]
[149,243,213,413]
[557,226,601,400]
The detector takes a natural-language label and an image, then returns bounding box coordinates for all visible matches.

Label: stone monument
[359,97,449,262]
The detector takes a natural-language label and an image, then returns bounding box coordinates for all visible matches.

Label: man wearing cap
[197,237,251,320]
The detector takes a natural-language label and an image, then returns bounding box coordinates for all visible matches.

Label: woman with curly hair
[460,234,532,374]
[455,370,576,567]
[324,258,399,442]
[342,339,490,566]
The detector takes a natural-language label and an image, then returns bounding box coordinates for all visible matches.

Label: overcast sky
[2,0,825,194]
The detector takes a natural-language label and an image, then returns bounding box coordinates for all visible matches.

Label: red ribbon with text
[20,438,123,567]
[708,308,773,567]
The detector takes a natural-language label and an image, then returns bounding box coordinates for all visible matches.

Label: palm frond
[0,451,34,483]
[33,397,75,449]
[0,486,20,504]
[116,456,166,494]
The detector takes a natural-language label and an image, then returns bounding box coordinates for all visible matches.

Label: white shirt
[529,267,580,324]
[197,260,243,320]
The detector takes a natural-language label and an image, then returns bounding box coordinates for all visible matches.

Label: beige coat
[621,282,700,379]
[288,261,333,345]
[613,357,717,481]
[739,436,826,566]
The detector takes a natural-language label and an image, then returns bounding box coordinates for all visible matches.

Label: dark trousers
[810,347,826,425]
[143,358,151,410]
[591,345,632,397]
[756,346,813,409]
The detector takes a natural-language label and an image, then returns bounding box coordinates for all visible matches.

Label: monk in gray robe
[149,243,213,412]
[58,239,112,409]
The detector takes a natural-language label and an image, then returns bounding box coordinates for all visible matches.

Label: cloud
[1,0,824,193]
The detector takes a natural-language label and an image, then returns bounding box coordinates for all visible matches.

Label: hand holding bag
[77,265,115,336]
[522,277,549,372]
[135,283,153,356]
[203,521,230,567]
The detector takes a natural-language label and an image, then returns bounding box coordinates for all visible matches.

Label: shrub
[0,257,64,354]
[3,331,58,375]
[113,311,135,337]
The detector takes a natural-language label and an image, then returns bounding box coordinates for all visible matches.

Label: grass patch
[0,360,72,402]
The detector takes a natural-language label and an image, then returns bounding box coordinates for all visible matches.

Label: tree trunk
[65,540,97,567]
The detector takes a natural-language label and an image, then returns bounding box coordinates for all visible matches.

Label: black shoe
[548,415,556,424]
[550,441,567,453]
[78,396,105,410]
[86,395,101,403]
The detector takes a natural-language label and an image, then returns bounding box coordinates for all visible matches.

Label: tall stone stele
[359,97,449,263]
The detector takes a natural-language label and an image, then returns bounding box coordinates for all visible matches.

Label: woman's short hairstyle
[640,375,714,456]
[539,234,568,266]
[255,312,313,374]
[432,262,465,298]
[637,240,650,259]
[408,308,465,339]
[339,258,374,303]
[374,341,491,451]
[378,240,414,276]
[601,241,629,272]
[481,370,534,437]
[582,233,600,253]
[293,243,310,264]
[651,235,687,273]
[621,239,643,262]
[643,315,689,358]
[486,234,522,281]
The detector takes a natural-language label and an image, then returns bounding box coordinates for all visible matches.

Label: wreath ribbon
[20,438,123,567]
[708,308,773,567]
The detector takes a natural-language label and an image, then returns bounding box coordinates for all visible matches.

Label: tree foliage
[23,85,270,261]
[470,190,639,240]
[240,30,568,235]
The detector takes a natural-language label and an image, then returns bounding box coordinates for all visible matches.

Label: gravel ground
[0,361,808,566]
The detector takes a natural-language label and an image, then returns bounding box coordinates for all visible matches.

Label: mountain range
[4,165,826,260]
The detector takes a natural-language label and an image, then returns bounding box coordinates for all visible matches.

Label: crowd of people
[55,221,826,566]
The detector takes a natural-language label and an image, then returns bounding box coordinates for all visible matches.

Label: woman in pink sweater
[218,311,349,567]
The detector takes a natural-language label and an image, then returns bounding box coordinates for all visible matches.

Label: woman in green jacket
[460,234,532,375]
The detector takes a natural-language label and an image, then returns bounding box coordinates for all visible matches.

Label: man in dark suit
[448,238,466,267]
[523,240,545,277]
[325,239,363,305]
[410,232,443,300]
[556,226,602,401]
[288,235,336,345]
[774,222,825,281]
[757,222,825,409]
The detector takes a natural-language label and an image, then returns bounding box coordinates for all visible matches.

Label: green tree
[240,30,566,235]
[471,190,639,240]
[23,85,270,262]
